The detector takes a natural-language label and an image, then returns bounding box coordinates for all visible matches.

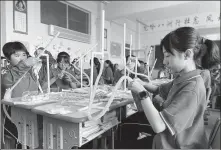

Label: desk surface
[32,99,133,123]
[2,94,134,123]
[1,97,58,109]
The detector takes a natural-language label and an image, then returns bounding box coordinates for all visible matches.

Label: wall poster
[13,0,28,34]
[110,41,121,58]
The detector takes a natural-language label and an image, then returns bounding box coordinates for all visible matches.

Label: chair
[208,118,220,149]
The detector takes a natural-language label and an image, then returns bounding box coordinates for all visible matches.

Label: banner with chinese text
[143,12,220,32]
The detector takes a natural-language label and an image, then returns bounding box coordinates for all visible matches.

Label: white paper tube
[80,59,83,88]
[130,34,132,57]
[90,52,94,98]
[135,57,138,78]
[41,54,50,93]
[147,46,153,77]
[75,44,98,63]
[123,23,126,91]
[101,10,105,55]
[150,59,157,77]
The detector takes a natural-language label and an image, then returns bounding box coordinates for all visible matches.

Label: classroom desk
[2,98,58,149]
[2,96,136,149]
[31,99,135,149]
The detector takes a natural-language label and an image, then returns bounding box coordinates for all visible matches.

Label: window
[41,1,91,35]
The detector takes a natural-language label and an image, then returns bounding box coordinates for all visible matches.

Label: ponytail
[201,39,220,69]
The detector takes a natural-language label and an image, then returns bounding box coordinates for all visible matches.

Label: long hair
[90,57,101,74]
[105,60,114,73]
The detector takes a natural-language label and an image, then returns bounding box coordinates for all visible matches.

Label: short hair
[57,51,70,64]
[138,60,144,64]
[126,55,135,63]
[2,41,29,59]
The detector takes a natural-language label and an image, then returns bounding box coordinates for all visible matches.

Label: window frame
[41,0,91,35]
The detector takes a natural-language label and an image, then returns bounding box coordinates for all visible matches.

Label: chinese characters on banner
[143,12,220,32]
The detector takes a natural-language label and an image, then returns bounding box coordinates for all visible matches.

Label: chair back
[208,118,220,149]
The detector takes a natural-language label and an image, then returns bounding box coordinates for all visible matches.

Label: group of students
[1,26,220,149]
[0,42,127,99]
[0,41,125,148]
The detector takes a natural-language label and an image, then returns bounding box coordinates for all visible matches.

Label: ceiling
[105,1,220,25]
[125,1,220,23]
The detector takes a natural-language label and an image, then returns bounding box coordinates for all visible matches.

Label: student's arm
[41,68,64,89]
[2,59,37,89]
[206,87,212,103]
[141,97,166,133]
[129,81,199,135]
[41,76,58,89]
[204,70,212,102]
[134,78,173,100]
[128,81,166,133]
[133,78,159,93]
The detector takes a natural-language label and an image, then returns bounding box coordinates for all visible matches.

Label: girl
[51,52,79,91]
[128,27,220,149]
[85,57,101,85]
[113,63,119,76]
[102,60,114,85]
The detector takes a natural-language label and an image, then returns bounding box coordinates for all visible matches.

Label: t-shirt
[103,66,114,84]
[113,69,124,85]
[153,69,208,149]
[50,68,77,91]
[200,69,211,89]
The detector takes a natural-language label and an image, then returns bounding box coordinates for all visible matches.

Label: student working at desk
[50,52,81,91]
[128,27,220,149]
[1,42,43,148]
[1,42,62,148]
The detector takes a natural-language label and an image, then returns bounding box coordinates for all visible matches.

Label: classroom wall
[105,18,137,65]
[2,1,100,68]
[2,1,137,68]
[140,1,220,47]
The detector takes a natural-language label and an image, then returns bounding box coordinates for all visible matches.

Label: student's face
[163,46,185,74]
[10,50,28,66]
[104,62,108,67]
[115,64,119,70]
[75,62,79,67]
[58,59,69,70]
[35,49,42,57]
[126,57,136,70]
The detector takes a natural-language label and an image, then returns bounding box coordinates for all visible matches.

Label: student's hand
[63,74,72,83]
[128,81,146,94]
[24,57,41,67]
[57,71,65,79]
